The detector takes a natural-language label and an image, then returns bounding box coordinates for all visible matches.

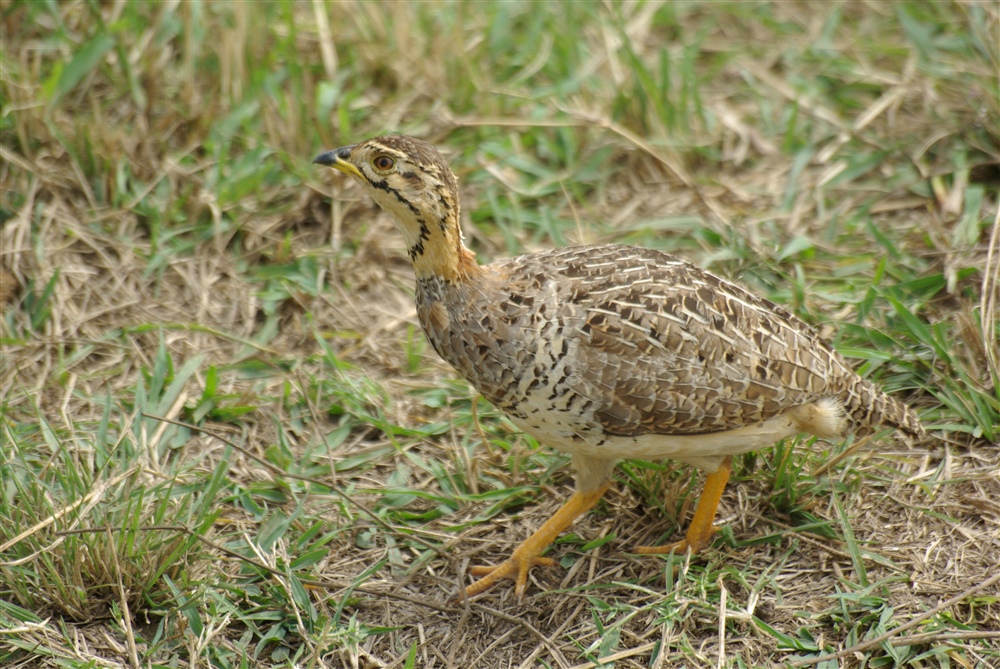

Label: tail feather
[843,377,925,439]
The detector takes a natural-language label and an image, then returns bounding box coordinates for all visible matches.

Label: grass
[2,1,998,667]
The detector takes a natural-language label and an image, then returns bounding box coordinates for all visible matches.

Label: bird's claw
[450,552,560,604]
[633,528,715,555]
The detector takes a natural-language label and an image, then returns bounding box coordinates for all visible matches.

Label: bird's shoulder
[490,244,825,353]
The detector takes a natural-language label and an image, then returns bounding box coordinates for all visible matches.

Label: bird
[313,135,925,602]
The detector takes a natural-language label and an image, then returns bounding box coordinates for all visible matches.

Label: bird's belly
[508,404,810,473]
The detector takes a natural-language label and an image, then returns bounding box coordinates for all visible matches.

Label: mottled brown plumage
[314,135,924,601]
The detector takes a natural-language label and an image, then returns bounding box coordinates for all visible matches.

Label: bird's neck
[412,233,480,283]
[394,206,479,284]
[366,177,480,283]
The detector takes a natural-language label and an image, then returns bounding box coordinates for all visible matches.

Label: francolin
[314,135,924,602]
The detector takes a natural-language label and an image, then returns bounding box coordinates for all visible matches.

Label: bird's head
[314,135,477,281]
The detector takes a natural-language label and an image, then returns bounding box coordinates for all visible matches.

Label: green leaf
[29,270,60,331]
[778,235,815,261]
[49,32,115,107]
[581,534,617,551]
[834,492,868,588]
[258,510,292,551]
[403,641,418,669]
[753,617,820,652]
[953,184,985,247]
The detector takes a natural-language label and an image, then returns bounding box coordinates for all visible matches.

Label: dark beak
[313,145,362,178]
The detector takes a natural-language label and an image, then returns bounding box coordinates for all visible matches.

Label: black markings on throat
[433,182,452,232]
[409,220,431,260]
[364,174,461,270]
[370,177,422,219]
[365,176,434,261]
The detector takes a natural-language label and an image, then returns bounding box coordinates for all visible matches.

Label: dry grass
[2,1,999,667]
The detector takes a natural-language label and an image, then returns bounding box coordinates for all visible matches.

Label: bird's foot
[634,457,731,557]
[447,485,610,604]
[451,551,560,603]
[632,529,714,555]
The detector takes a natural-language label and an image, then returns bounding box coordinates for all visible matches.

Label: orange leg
[634,456,732,555]
[453,482,611,602]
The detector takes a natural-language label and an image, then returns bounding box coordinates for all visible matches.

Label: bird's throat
[405,216,480,283]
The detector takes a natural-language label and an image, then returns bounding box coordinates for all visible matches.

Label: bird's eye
[372,155,395,172]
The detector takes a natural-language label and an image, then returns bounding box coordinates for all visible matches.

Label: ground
[1,2,999,667]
